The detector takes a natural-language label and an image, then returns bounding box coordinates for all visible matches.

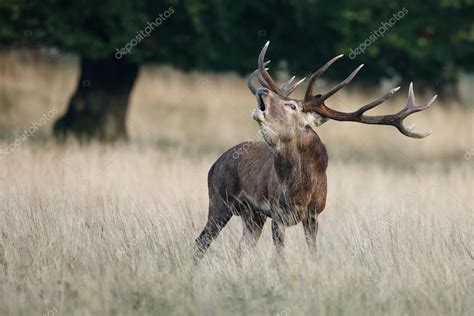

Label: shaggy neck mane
[273,129,327,202]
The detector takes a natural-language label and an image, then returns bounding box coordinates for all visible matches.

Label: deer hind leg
[193,200,232,264]
[303,214,318,256]
[271,220,286,256]
[236,213,266,259]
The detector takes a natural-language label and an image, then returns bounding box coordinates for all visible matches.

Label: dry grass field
[0,52,473,315]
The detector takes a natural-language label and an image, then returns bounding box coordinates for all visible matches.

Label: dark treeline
[0,0,472,141]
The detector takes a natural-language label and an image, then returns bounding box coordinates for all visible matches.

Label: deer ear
[303,112,329,129]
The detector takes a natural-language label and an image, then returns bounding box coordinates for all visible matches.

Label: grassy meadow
[0,52,473,315]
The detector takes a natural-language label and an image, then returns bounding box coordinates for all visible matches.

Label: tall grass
[0,51,473,315]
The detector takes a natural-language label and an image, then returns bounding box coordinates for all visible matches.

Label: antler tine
[317,64,364,103]
[303,83,436,139]
[247,61,271,94]
[354,86,401,116]
[258,41,282,94]
[284,77,306,96]
[258,76,271,90]
[247,69,260,94]
[405,82,416,109]
[395,83,437,138]
[280,76,295,91]
[256,62,273,90]
[305,54,344,101]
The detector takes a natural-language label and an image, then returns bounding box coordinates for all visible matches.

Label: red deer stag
[193,42,436,263]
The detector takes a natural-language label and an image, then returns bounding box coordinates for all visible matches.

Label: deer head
[248,43,327,150]
[248,42,437,145]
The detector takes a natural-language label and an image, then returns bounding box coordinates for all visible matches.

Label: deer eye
[285,103,296,110]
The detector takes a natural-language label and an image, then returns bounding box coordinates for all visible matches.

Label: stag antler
[247,42,305,97]
[303,56,437,139]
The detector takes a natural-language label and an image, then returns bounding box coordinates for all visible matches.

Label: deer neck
[272,130,327,200]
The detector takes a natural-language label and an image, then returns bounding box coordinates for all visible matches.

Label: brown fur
[193,88,328,262]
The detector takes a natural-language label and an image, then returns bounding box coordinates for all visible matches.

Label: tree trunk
[54,57,139,142]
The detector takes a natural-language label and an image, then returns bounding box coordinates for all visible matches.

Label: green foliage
[0,0,473,88]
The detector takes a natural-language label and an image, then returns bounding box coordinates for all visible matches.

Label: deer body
[219,137,327,217]
[193,42,436,262]
[194,118,328,262]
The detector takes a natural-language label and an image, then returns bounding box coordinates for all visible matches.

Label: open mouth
[257,94,266,111]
